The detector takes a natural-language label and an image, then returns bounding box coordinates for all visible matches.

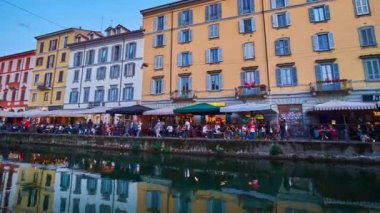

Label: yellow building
[13,166,56,213]
[140,0,379,123]
[29,28,92,110]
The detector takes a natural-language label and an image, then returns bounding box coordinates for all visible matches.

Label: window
[86,50,95,65]
[241,70,260,86]
[43,92,49,101]
[6,75,10,84]
[0,62,4,73]
[207,73,223,91]
[312,33,335,51]
[275,38,291,56]
[209,24,219,39]
[34,74,39,85]
[73,70,80,82]
[56,91,61,101]
[272,12,291,28]
[63,36,69,48]
[207,199,226,213]
[25,57,30,69]
[44,73,52,87]
[151,78,164,94]
[43,195,49,211]
[154,34,166,48]
[271,0,289,9]
[108,87,118,102]
[61,52,66,62]
[20,89,26,101]
[206,3,222,21]
[94,87,104,102]
[32,93,37,102]
[354,0,370,16]
[83,87,90,103]
[98,47,108,63]
[178,10,193,27]
[47,55,55,69]
[126,42,137,59]
[178,29,193,43]
[112,45,121,62]
[309,5,330,23]
[315,63,341,90]
[206,48,223,64]
[110,65,120,79]
[177,52,193,67]
[243,42,255,60]
[363,57,380,81]
[239,18,256,33]
[154,16,166,31]
[36,57,43,66]
[155,55,163,70]
[276,67,297,86]
[73,52,83,67]
[23,72,28,83]
[69,89,78,103]
[49,39,57,51]
[85,68,92,81]
[178,76,192,93]
[15,73,19,82]
[124,63,135,77]
[96,66,106,80]
[17,59,22,70]
[146,191,161,211]
[8,61,12,72]
[358,26,377,47]
[39,42,44,53]
[238,0,254,15]
[58,71,64,82]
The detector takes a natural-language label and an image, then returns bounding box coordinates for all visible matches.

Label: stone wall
[1,133,379,163]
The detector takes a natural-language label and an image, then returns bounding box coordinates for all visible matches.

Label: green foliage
[131,143,141,152]
[151,143,163,152]
[270,144,283,156]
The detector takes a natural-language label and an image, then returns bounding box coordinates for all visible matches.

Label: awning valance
[72,107,110,115]
[221,103,277,113]
[143,106,175,116]
[314,101,377,111]
[174,103,221,115]
[106,105,152,115]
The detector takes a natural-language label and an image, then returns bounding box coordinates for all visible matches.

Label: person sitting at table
[214,122,221,135]
[318,125,328,140]
[202,124,210,138]
[328,124,337,140]
[241,124,248,140]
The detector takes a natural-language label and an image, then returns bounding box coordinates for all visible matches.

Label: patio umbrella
[173,103,221,115]
[106,105,152,115]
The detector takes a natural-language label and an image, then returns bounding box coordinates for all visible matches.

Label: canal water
[0,143,379,213]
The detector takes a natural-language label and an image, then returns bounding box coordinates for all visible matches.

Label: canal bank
[1,133,380,164]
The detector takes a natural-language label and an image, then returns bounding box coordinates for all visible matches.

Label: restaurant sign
[362,94,380,102]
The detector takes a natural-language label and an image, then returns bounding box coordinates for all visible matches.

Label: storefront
[278,104,305,138]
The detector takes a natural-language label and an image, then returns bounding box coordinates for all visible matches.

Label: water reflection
[0,145,380,213]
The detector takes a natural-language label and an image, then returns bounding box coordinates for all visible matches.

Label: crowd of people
[0,116,377,142]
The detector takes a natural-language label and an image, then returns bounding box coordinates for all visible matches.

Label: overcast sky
[0,0,174,56]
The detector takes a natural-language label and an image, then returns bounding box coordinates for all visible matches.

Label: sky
[0,0,174,56]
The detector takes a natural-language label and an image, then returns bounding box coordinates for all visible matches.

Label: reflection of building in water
[12,163,56,213]
[54,168,137,213]
[137,177,173,213]
[0,163,18,212]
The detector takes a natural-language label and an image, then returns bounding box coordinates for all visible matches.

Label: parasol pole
[343,114,349,142]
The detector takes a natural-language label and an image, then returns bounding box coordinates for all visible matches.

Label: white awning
[314,101,377,111]
[143,106,175,116]
[72,107,110,115]
[220,103,276,113]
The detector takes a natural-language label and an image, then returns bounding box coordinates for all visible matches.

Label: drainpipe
[169,9,174,98]
[50,36,62,107]
[118,37,126,106]
[261,0,271,95]
[78,45,87,108]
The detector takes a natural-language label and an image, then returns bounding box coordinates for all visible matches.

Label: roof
[87,31,103,37]
[35,27,93,40]
[0,50,35,60]
[141,0,209,15]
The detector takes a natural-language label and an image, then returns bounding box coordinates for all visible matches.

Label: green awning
[174,103,221,115]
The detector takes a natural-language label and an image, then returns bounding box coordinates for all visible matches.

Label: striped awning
[314,101,377,111]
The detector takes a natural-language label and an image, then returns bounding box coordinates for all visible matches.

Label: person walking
[279,116,286,140]
[248,119,256,140]
[184,119,191,138]
[154,120,162,138]
[136,120,142,137]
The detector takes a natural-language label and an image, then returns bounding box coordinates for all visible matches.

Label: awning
[173,103,221,115]
[143,106,175,116]
[72,107,110,115]
[220,103,277,113]
[314,101,377,111]
[106,105,152,115]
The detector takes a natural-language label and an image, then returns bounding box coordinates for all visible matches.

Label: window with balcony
[207,73,223,91]
[47,55,55,69]
[98,47,108,63]
[358,26,377,47]
[154,16,166,32]
[110,65,120,79]
[155,55,163,70]
[44,73,52,87]
[363,57,380,81]
[239,18,256,33]
[151,78,164,94]
[206,3,222,21]
[276,67,297,86]
[108,86,118,102]
[86,49,95,65]
[96,66,106,80]
[208,24,219,39]
[154,34,166,48]
[178,29,192,43]
[271,0,289,9]
[206,48,222,64]
[177,76,192,96]
[123,85,134,101]
[126,42,137,59]
[243,42,255,60]
[312,32,335,51]
[354,0,370,16]
[69,89,78,104]
[241,69,260,87]
[178,10,193,27]
[309,5,331,23]
[238,0,254,15]
[177,52,193,67]
[112,45,122,62]
[315,63,341,90]
[124,63,135,77]
[73,52,83,67]
[272,12,291,28]
[275,38,291,56]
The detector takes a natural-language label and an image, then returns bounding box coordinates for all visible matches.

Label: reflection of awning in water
[174,103,221,115]
[220,103,277,114]
[313,101,377,111]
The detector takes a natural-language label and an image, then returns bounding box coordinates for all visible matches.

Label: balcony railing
[36,82,51,90]
[236,84,268,99]
[88,101,105,108]
[7,81,19,89]
[171,90,196,101]
[310,79,352,95]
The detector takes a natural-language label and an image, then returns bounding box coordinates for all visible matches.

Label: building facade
[0,50,35,112]
[29,28,93,110]
[140,0,379,120]
[64,25,144,109]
